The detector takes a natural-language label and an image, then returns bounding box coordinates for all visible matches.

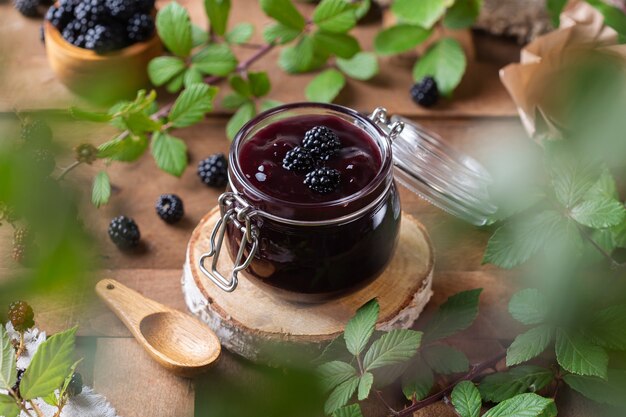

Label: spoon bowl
[96,279,221,376]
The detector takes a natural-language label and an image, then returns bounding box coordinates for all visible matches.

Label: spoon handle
[96,279,167,333]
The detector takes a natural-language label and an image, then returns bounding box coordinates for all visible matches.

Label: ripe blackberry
[304,167,341,194]
[74,0,108,24]
[85,24,127,53]
[197,154,228,188]
[302,126,341,160]
[13,0,40,17]
[67,372,83,397]
[45,5,73,30]
[104,0,135,20]
[108,216,140,250]
[31,148,56,176]
[62,20,88,48]
[21,119,52,147]
[155,194,184,224]
[136,0,156,13]
[127,13,154,43]
[282,146,314,172]
[59,0,80,12]
[410,76,439,108]
[74,143,98,164]
[8,301,35,332]
[12,369,25,399]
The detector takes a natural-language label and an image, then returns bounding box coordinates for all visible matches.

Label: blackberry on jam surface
[155,194,184,224]
[8,301,35,332]
[410,76,439,108]
[304,167,341,194]
[282,146,314,172]
[108,216,140,249]
[126,13,154,42]
[12,369,25,399]
[302,126,341,160]
[67,372,83,397]
[13,0,40,17]
[198,154,228,188]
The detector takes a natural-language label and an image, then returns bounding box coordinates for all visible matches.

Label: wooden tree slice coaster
[182,207,434,363]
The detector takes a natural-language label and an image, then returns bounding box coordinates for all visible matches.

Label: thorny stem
[578,224,626,269]
[56,161,82,181]
[28,400,45,417]
[15,332,25,359]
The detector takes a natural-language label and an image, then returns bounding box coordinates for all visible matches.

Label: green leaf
[363,329,422,371]
[317,361,358,392]
[0,326,16,391]
[483,393,555,417]
[354,0,370,20]
[423,289,482,343]
[483,210,564,269]
[225,23,254,44]
[336,52,378,81]
[148,56,186,86]
[260,99,283,113]
[248,72,271,97]
[192,44,238,76]
[263,22,301,44]
[413,37,466,96]
[42,391,58,407]
[0,395,19,417]
[550,159,599,209]
[479,366,554,403]
[151,132,188,177]
[444,0,482,29]
[191,24,209,47]
[69,107,112,123]
[305,69,346,103]
[570,197,626,229]
[555,330,608,379]
[392,0,450,29]
[166,72,185,93]
[98,134,149,162]
[546,0,567,27]
[313,0,357,33]
[123,111,162,134]
[506,325,554,367]
[168,83,217,128]
[313,31,360,59]
[91,171,111,208]
[58,360,82,400]
[229,74,252,97]
[401,356,434,400]
[452,381,481,417]
[586,168,619,200]
[333,404,363,417]
[204,0,230,36]
[588,304,626,350]
[508,289,549,326]
[422,344,469,374]
[222,93,248,110]
[344,299,379,356]
[374,24,432,55]
[20,327,77,400]
[156,2,193,57]
[357,372,373,400]
[563,370,626,407]
[226,101,256,140]
[586,0,626,37]
[260,0,306,30]
[278,35,316,73]
[184,66,204,88]
[324,375,359,415]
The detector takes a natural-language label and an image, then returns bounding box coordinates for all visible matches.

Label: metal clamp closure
[199,192,259,292]
[369,107,404,142]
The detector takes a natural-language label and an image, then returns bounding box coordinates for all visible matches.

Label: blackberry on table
[12,369,25,399]
[21,119,52,147]
[155,194,184,224]
[410,76,439,108]
[304,167,341,194]
[108,216,140,250]
[197,154,228,188]
[66,372,83,397]
[126,13,154,43]
[302,126,341,160]
[8,301,35,332]
[282,146,314,172]
[13,0,40,17]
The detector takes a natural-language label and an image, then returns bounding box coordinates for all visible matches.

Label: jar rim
[229,102,393,216]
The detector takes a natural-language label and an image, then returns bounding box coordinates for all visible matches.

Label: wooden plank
[0,0,520,116]
[93,337,195,417]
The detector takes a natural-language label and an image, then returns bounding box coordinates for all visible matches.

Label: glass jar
[199,103,496,302]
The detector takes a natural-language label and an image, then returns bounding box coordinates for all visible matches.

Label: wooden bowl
[44,21,163,103]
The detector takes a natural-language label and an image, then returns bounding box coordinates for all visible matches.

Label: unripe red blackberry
[8,301,35,332]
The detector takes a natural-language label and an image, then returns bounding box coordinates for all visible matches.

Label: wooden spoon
[96,279,221,376]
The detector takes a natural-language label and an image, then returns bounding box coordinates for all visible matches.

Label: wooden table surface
[0,1,600,416]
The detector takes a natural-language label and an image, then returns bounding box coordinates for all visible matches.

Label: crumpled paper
[500,1,626,143]
[2,323,121,417]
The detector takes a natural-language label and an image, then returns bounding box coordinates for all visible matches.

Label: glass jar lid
[370,108,497,226]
